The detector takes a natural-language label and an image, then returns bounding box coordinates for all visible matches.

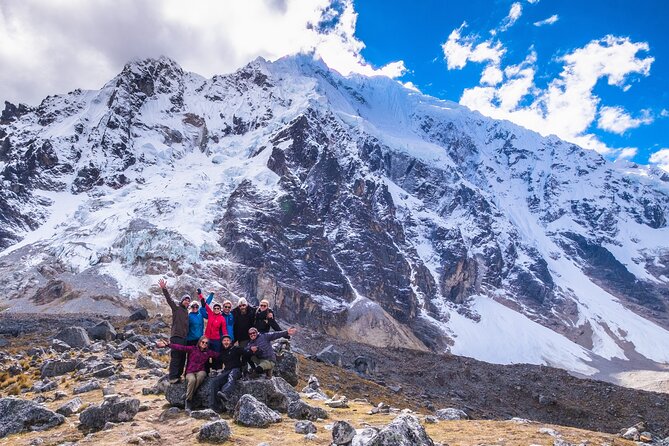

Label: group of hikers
[156,279,297,411]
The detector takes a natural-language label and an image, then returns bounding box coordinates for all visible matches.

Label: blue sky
[353,0,668,166]
[1,0,667,169]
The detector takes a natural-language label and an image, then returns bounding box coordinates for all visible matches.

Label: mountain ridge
[1,54,668,378]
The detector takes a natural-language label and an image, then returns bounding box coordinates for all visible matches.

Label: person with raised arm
[186,299,208,346]
[199,289,227,370]
[244,326,297,379]
[157,337,219,411]
[158,278,190,383]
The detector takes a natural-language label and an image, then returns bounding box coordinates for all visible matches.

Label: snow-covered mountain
[1,54,669,377]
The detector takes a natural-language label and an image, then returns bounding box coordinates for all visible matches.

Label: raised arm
[159,279,177,311]
[267,310,282,331]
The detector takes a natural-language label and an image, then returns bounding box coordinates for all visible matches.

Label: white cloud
[533,14,559,27]
[616,147,638,160]
[455,35,654,156]
[649,148,669,172]
[442,23,505,70]
[526,0,540,3]
[0,0,405,106]
[500,2,523,32]
[661,109,669,118]
[597,106,653,134]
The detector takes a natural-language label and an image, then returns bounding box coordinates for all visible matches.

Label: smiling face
[213,304,221,314]
[248,328,258,340]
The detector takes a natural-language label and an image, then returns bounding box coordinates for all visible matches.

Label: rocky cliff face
[1,54,668,374]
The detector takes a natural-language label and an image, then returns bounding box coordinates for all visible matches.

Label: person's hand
[156,339,167,348]
[250,346,258,353]
[158,279,167,289]
[287,327,297,336]
[267,312,274,319]
[197,288,202,295]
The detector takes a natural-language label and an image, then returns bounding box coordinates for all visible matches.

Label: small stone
[56,397,83,416]
[128,308,149,321]
[197,419,232,442]
[435,408,468,420]
[158,407,181,422]
[190,409,220,420]
[54,327,91,349]
[295,420,317,434]
[73,380,101,394]
[424,416,438,424]
[51,339,71,352]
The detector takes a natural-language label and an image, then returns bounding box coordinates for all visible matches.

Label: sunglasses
[223,305,231,309]
[260,304,268,308]
[199,341,208,345]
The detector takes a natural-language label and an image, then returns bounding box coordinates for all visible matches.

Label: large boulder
[366,414,434,446]
[78,396,140,432]
[87,321,117,341]
[0,397,65,438]
[54,327,91,349]
[332,420,356,445]
[233,394,282,428]
[316,345,343,367]
[198,419,232,443]
[273,350,299,386]
[287,399,328,421]
[41,359,78,378]
[165,376,299,412]
[435,408,468,420]
[128,308,149,321]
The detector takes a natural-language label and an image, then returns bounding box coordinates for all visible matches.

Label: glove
[208,292,214,299]
[197,288,202,295]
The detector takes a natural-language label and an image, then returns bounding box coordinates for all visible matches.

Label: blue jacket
[186,305,208,341]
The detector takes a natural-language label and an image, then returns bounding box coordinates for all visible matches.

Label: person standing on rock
[186,300,208,346]
[244,327,297,379]
[209,335,243,411]
[254,299,282,333]
[200,290,228,370]
[157,336,219,411]
[232,298,257,348]
[158,278,190,383]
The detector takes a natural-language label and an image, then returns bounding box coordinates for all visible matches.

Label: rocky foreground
[0,313,668,445]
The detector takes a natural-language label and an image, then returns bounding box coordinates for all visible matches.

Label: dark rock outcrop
[0,397,65,438]
[78,395,140,432]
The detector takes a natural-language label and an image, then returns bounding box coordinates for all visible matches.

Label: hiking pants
[169,336,187,380]
[209,368,241,410]
[185,370,207,401]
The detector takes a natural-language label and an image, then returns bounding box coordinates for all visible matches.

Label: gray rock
[190,409,220,420]
[117,340,138,353]
[78,396,140,432]
[92,366,116,378]
[233,394,282,428]
[41,359,78,378]
[87,321,117,341]
[332,420,356,445]
[197,419,232,443]
[127,334,151,346]
[424,415,438,424]
[51,339,71,352]
[353,356,376,375]
[316,344,342,367]
[32,380,58,393]
[352,427,379,445]
[128,308,149,321]
[54,327,91,349]
[295,420,317,434]
[73,380,101,394]
[435,408,468,420]
[365,414,434,446]
[158,407,181,422]
[273,349,299,386]
[287,399,328,421]
[165,376,299,412]
[54,391,68,400]
[135,354,164,369]
[0,397,65,438]
[149,321,168,333]
[56,397,83,417]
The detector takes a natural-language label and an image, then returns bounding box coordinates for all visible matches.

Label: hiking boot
[184,400,192,412]
[169,377,180,384]
[216,391,229,402]
[265,369,273,379]
[255,365,264,374]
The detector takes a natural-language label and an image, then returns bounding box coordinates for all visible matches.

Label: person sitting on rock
[254,299,282,333]
[209,335,243,411]
[232,297,257,348]
[186,300,208,346]
[199,290,228,370]
[158,278,190,384]
[157,336,219,411]
[244,326,297,379]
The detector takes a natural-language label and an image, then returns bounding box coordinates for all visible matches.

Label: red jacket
[201,295,228,340]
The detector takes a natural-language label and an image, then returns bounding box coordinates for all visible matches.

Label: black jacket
[232,305,257,342]
[220,345,243,370]
[254,308,282,333]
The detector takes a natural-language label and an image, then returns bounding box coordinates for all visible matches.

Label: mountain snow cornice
[1,54,668,376]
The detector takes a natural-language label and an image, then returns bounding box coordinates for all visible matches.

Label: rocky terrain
[0,313,668,445]
[0,54,668,379]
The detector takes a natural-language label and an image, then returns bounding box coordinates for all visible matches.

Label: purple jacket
[244,330,289,362]
[169,343,219,374]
